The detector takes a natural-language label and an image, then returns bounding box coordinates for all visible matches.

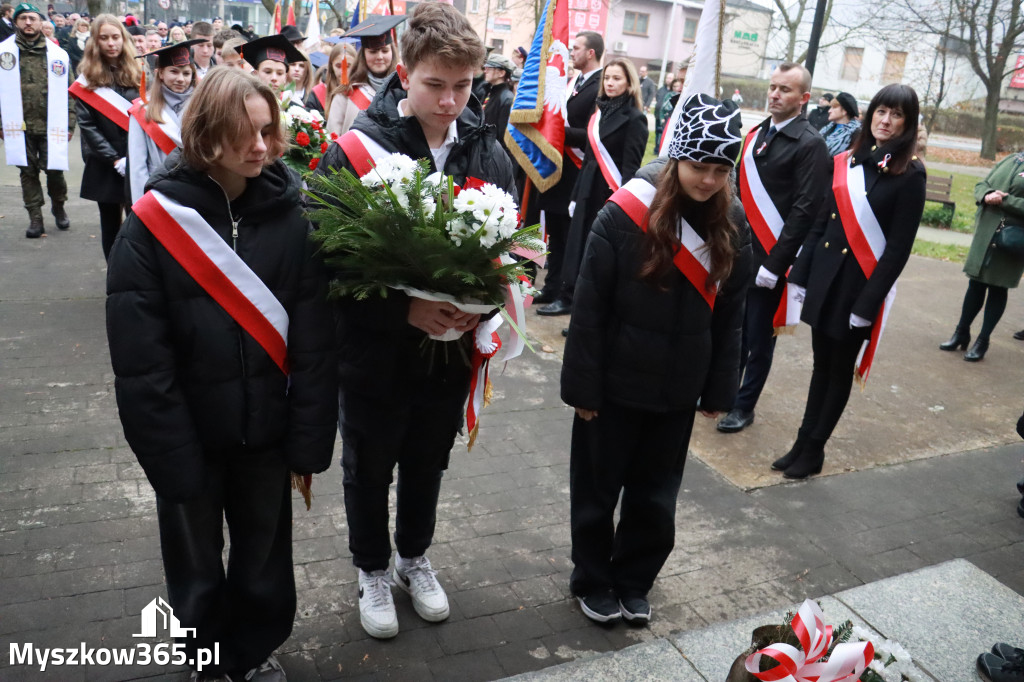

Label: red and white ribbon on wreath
[745,599,874,682]
[466,315,502,450]
[832,151,896,385]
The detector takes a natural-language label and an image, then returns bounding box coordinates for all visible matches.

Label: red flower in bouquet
[309,158,320,171]
[296,131,311,147]
[320,142,328,153]
[330,132,339,140]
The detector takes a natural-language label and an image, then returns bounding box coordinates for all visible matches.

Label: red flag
[286,3,296,26]
[273,0,282,33]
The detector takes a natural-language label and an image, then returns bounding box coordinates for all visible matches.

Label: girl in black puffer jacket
[561,94,750,625]
[106,69,337,680]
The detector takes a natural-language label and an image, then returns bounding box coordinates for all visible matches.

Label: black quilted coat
[561,160,752,413]
[106,153,338,501]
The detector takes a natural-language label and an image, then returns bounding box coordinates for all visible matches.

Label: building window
[882,50,907,84]
[841,46,863,81]
[497,0,506,9]
[683,17,697,42]
[491,38,504,54]
[623,11,649,36]
[470,0,479,12]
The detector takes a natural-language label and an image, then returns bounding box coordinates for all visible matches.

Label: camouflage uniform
[0,31,76,214]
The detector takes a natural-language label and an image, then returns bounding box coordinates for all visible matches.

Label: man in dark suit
[535,30,603,315]
[0,4,15,41]
[717,62,829,433]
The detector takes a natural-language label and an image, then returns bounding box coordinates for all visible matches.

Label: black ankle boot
[783,439,825,480]
[771,432,807,471]
[964,337,989,362]
[52,203,70,230]
[939,326,970,351]
[25,208,44,239]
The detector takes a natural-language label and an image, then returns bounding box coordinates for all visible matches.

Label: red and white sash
[740,125,803,333]
[128,99,180,155]
[68,74,132,132]
[349,84,375,111]
[312,82,327,109]
[336,129,392,177]
[132,190,290,375]
[832,151,895,384]
[738,125,784,253]
[566,146,584,170]
[587,109,622,192]
[609,178,717,309]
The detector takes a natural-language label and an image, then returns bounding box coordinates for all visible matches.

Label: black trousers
[18,132,67,211]
[734,282,786,412]
[797,327,869,443]
[569,402,694,599]
[339,376,469,572]
[155,447,294,676]
[542,211,571,300]
[98,202,125,261]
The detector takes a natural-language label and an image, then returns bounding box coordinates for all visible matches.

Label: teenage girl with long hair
[561,94,750,625]
[325,15,404,136]
[126,40,198,203]
[73,13,140,259]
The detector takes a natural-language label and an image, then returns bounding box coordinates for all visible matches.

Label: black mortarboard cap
[280,24,304,43]
[240,33,307,69]
[341,14,406,50]
[138,39,205,69]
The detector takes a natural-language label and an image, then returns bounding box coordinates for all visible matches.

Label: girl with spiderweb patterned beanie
[560,92,751,626]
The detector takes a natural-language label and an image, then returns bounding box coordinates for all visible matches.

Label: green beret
[12,3,44,21]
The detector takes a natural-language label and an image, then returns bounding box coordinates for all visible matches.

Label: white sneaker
[393,555,450,622]
[244,654,286,681]
[358,569,399,639]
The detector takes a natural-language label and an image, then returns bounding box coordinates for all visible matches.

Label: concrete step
[501,559,1024,681]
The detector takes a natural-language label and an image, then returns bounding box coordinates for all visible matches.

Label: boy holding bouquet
[314,2,516,640]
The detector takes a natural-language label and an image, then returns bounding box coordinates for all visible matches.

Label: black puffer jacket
[315,73,516,398]
[561,159,752,413]
[106,154,338,502]
[77,78,139,204]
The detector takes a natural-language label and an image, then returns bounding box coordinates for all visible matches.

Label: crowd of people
[2,2,1022,681]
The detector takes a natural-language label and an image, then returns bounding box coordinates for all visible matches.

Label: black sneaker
[978,652,1024,682]
[577,592,621,624]
[618,596,651,625]
[1018,498,1024,520]
[993,643,1024,663]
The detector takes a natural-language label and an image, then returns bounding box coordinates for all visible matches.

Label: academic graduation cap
[341,14,406,50]
[240,33,307,70]
[138,38,205,69]
[308,51,328,69]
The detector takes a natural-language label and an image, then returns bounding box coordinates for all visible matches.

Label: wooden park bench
[925,174,956,227]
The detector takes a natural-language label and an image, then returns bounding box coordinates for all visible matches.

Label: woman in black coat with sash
[561,57,649,302]
[72,14,139,260]
[561,95,749,625]
[778,84,927,479]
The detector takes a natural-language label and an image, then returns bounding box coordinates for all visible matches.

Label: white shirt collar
[578,67,600,86]
[397,98,460,170]
[770,114,798,132]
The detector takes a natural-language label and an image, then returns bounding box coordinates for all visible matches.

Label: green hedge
[930,110,1024,151]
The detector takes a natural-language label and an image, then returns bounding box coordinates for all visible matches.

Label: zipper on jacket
[212,178,248,447]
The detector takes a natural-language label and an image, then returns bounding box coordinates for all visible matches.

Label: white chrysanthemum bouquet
[307,153,543,339]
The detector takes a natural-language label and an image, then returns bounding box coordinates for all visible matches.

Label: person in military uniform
[0,2,75,238]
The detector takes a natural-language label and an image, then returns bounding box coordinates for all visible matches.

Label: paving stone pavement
[1,156,1023,681]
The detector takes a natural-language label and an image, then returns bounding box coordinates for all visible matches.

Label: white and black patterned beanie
[667,93,742,167]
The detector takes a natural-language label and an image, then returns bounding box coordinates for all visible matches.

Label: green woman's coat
[964,153,1024,288]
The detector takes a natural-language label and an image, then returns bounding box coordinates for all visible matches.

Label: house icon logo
[133,597,197,638]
